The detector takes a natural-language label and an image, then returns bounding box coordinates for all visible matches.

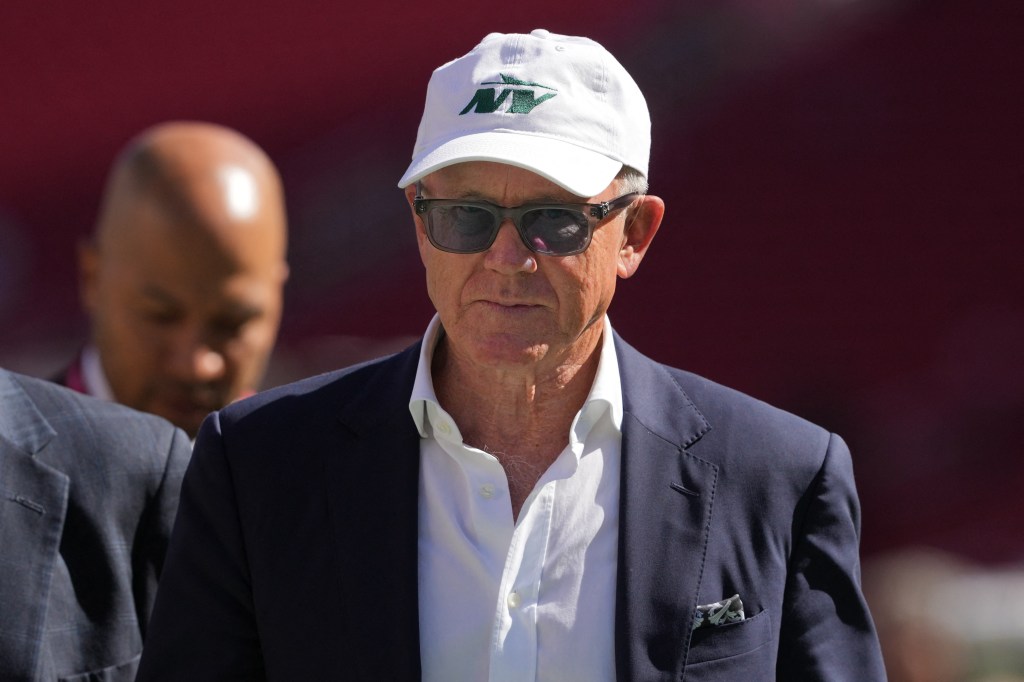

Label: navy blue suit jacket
[138,335,885,680]
[0,369,191,681]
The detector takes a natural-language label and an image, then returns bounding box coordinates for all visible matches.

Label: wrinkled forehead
[104,238,285,323]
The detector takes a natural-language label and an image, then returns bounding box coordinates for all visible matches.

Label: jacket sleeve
[136,412,267,680]
[777,433,887,680]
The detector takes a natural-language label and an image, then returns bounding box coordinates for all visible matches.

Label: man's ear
[403,184,418,213]
[78,237,101,314]
[617,195,665,279]
[405,184,432,262]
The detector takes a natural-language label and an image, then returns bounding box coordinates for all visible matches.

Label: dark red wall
[1,0,1021,563]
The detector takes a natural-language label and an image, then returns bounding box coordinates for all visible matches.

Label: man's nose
[484,220,538,273]
[168,333,226,382]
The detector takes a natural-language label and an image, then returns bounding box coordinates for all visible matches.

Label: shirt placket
[489,480,556,682]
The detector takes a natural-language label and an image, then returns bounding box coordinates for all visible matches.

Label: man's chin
[152,400,220,439]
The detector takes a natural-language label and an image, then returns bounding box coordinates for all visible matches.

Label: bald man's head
[80,121,289,436]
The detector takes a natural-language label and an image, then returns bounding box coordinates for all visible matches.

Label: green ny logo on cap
[459,74,557,115]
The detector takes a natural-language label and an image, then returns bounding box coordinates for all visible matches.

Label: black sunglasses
[414,191,640,256]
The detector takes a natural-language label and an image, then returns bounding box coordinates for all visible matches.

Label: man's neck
[432,334,603,518]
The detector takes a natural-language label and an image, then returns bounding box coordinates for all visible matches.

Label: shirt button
[437,421,451,435]
[507,592,521,609]
[479,484,495,499]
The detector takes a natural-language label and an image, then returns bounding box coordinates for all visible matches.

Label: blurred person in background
[137,30,883,680]
[862,548,971,682]
[0,367,190,680]
[864,548,1024,681]
[55,121,289,438]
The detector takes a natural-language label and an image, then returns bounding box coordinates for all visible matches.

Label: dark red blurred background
[1,0,1021,564]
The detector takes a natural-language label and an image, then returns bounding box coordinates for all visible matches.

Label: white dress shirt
[410,314,623,682]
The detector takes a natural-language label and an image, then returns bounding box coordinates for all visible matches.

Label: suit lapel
[612,337,718,681]
[314,337,718,680]
[0,371,70,677]
[324,347,424,680]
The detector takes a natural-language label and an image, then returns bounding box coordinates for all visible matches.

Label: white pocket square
[693,594,745,630]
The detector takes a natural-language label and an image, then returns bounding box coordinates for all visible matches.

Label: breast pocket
[684,608,774,679]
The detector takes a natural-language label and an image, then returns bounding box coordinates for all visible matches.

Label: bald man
[59,121,289,437]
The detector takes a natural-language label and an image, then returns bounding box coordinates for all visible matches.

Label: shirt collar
[574,315,623,440]
[408,314,623,441]
[81,344,116,402]
[409,314,446,438]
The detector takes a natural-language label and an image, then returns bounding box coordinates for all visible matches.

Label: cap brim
[397,131,622,198]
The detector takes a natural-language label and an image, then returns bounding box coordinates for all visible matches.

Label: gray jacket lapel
[613,336,718,681]
[0,370,70,676]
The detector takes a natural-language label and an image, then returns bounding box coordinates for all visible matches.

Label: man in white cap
[138,30,884,680]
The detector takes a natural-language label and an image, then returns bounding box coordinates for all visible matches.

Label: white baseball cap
[397,29,650,198]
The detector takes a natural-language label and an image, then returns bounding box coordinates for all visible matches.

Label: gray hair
[616,165,649,195]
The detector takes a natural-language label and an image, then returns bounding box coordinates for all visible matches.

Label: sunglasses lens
[428,204,497,252]
[421,200,594,255]
[521,208,589,255]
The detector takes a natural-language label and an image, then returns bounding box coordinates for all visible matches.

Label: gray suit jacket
[0,369,191,681]
[139,334,885,680]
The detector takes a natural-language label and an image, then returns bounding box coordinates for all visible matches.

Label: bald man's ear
[617,194,665,279]
[77,237,101,314]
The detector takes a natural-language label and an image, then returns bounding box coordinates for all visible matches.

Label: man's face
[81,199,285,437]
[409,161,659,373]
